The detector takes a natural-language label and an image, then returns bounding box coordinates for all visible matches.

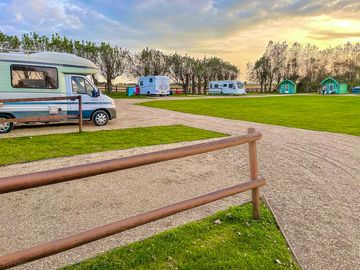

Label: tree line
[0,32,239,93]
[247,41,360,92]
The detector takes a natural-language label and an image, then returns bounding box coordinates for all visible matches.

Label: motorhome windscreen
[11,65,58,89]
[71,76,94,96]
[237,82,244,89]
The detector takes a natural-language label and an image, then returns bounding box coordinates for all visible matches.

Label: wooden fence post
[248,127,260,218]
[78,95,83,132]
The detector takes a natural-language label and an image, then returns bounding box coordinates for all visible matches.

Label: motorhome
[138,76,170,95]
[208,80,246,95]
[0,52,117,133]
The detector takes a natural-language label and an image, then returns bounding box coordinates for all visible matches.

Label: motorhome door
[65,75,100,119]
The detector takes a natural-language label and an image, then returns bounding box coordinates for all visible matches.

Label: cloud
[308,30,360,40]
[0,0,142,45]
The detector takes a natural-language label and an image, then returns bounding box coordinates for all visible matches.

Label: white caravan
[208,80,246,95]
[0,52,117,133]
[138,76,170,95]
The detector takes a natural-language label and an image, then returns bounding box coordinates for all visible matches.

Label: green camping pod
[320,77,348,94]
[279,80,296,94]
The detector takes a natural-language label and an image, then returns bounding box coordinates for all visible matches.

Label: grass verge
[0,125,226,166]
[62,202,300,270]
[139,95,360,136]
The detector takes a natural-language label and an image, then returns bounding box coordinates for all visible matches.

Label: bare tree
[98,43,129,92]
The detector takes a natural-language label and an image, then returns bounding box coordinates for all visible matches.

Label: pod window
[11,65,58,89]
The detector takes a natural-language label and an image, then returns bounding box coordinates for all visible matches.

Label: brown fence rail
[0,128,265,269]
[97,85,127,92]
[0,96,83,132]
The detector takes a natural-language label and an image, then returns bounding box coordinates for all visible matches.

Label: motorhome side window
[11,65,58,89]
[71,76,95,96]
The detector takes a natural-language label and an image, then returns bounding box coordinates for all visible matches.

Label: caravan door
[65,75,101,120]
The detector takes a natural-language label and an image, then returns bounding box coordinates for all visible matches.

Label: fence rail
[0,96,83,132]
[0,128,265,269]
[97,85,127,92]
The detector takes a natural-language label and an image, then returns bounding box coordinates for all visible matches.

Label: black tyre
[93,110,109,126]
[0,115,14,134]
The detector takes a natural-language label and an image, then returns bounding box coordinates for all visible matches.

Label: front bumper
[108,108,117,119]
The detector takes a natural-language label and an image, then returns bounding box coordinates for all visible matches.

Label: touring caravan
[208,80,246,95]
[0,52,117,133]
[138,76,170,95]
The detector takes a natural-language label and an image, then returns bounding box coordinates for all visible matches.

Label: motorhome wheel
[0,115,14,133]
[93,110,109,126]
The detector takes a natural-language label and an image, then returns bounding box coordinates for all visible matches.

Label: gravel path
[1,98,360,270]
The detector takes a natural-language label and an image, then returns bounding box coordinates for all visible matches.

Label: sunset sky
[0,0,359,78]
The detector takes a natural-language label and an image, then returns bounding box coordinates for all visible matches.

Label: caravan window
[149,78,153,83]
[237,82,244,89]
[214,84,219,88]
[210,84,213,88]
[140,81,143,86]
[11,65,58,89]
[229,83,234,89]
[223,84,227,87]
[71,76,95,96]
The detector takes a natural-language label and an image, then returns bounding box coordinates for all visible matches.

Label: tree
[98,43,129,92]
[264,41,288,90]
[253,56,271,92]
[130,47,171,77]
[0,31,20,51]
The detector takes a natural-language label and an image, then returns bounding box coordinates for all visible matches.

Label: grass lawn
[62,202,300,270]
[0,125,226,166]
[139,95,360,136]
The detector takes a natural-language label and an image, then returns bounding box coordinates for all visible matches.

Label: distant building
[320,77,348,94]
[278,80,296,94]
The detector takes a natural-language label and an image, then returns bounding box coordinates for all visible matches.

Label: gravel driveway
[1,98,360,270]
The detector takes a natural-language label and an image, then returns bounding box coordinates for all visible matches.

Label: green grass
[140,96,360,136]
[0,125,226,166]
[62,202,300,270]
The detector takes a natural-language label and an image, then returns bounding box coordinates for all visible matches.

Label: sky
[0,0,359,78]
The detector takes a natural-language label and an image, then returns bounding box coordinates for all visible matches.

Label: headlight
[111,100,116,106]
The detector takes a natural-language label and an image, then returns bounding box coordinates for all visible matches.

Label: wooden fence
[97,85,127,92]
[0,128,265,269]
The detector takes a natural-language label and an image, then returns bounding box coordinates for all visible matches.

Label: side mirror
[92,89,100,97]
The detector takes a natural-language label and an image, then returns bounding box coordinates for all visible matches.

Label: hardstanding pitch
[0,98,359,270]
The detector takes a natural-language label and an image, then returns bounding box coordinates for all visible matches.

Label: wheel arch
[90,109,112,120]
[0,112,16,119]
